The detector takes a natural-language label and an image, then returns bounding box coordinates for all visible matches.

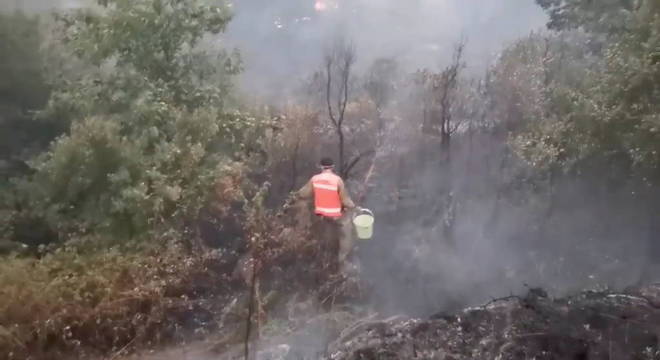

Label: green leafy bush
[25,108,258,241]
[513,2,660,181]
[14,0,264,243]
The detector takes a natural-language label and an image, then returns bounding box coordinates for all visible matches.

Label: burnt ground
[327,285,660,360]
[118,284,660,360]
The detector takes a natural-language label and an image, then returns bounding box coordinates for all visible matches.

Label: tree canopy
[14,0,258,242]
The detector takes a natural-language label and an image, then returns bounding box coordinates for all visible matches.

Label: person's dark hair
[320,157,334,168]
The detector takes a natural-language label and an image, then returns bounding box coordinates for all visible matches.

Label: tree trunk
[338,128,345,177]
[641,188,660,283]
[441,131,451,164]
[482,149,510,240]
[538,170,556,243]
[289,140,300,193]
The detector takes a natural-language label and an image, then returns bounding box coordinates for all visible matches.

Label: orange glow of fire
[315,0,339,12]
[314,1,328,12]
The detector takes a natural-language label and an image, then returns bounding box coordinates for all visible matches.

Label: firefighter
[291,157,357,275]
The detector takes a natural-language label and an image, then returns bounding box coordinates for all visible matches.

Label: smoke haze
[225,0,548,98]
[2,0,548,96]
[6,0,647,320]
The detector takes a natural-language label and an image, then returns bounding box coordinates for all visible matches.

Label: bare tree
[417,40,466,161]
[349,57,401,202]
[364,57,399,129]
[323,38,356,178]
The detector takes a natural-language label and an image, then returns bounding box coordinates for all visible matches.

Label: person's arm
[297,179,313,200]
[338,178,356,210]
[286,178,313,205]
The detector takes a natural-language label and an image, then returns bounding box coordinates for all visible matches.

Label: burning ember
[314,0,338,12]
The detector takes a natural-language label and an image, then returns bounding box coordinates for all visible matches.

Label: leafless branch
[323,38,356,176]
[418,38,466,150]
[243,254,257,360]
[343,149,375,179]
[325,56,338,127]
[449,117,463,134]
[338,43,355,128]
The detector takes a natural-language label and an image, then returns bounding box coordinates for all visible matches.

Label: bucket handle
[354,207,374,219]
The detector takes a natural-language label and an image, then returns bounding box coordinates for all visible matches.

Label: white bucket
[353,208,375,240]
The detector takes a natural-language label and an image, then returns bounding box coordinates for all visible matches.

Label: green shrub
[13,0,264,244]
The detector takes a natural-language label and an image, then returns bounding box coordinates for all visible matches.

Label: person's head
[320,157,335,170]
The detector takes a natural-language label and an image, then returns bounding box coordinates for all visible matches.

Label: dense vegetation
[0,0,658,358]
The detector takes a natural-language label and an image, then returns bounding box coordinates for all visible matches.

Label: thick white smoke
[225,0,547,98]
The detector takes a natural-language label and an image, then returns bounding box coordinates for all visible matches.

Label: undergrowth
[0,191,367,360]
[0,242,237,360]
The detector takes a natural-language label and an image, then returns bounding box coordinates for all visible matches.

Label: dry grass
[0,244,237,360]
[0,194,368,360]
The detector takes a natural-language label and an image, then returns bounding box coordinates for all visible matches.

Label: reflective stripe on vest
[313,183,338,191]
[311,171,342,218]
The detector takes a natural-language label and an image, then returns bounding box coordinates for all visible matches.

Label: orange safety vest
[311,171,343,218]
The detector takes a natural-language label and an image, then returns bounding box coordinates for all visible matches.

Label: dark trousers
[312,215,342,278]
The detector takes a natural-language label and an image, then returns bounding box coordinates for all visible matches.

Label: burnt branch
[323,38,357,176]
[325,56,338,127]
[343,149,376,179]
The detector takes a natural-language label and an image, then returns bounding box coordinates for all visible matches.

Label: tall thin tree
[323,38,356,178]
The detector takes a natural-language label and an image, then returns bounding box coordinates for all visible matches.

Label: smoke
[356,129,651,317]
[220,0,652,319]
[224,0,651,319]
[4,0,548,97]
[225,0,547,99]
[10,0,649,326]
[4,1,656,357]
[0,0,80,12]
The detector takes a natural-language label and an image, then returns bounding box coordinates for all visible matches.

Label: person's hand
[280,200,293,217]
[283,195,296,211]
